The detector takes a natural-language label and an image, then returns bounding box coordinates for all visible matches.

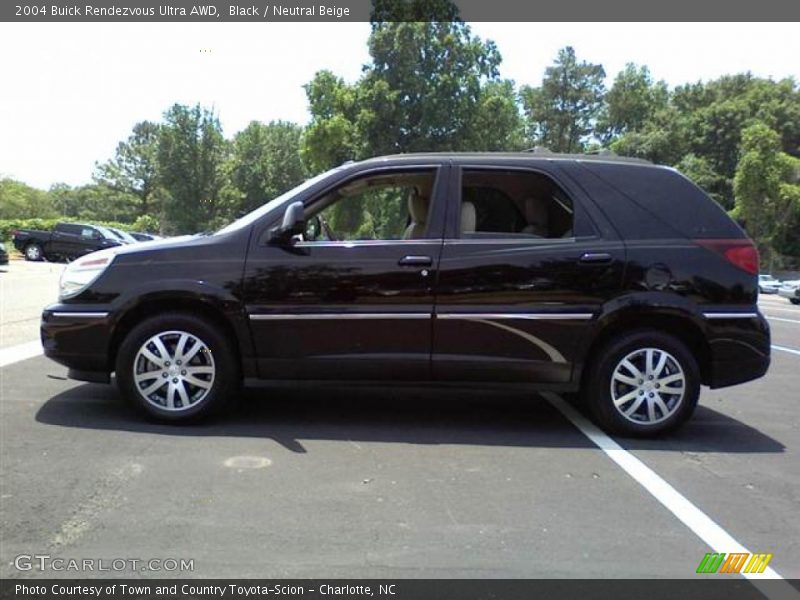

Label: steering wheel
[319,215,338,241]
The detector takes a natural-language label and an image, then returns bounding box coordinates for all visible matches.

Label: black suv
[41,153,770,436]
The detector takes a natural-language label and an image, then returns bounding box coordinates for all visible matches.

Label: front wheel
[583,330,700,437]
[790,298,800,305]
[115,313,240,422]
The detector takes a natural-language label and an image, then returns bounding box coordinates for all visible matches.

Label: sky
[0,22,798,190]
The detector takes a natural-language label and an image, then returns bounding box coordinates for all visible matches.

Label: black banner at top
[3,0,800,22]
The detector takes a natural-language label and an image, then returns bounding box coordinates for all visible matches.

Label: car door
[48,223,83,257]
[242,164,449,381]
[432,163,625,384]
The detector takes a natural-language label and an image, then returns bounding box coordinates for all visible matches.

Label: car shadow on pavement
[35,382,785,455]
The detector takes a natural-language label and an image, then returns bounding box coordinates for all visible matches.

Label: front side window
[303,170,437,242]
[459,170,575,239]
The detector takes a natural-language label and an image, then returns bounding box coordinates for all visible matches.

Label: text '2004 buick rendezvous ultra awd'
[41,153,770,436]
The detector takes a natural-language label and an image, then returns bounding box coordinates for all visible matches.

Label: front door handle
[579,252,612,264]
[398,255,433,267]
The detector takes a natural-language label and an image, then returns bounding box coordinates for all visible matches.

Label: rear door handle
[398,255,433,267]
[579,252,612,264]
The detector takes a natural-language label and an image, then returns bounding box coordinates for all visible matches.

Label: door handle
[579,252,612,264]
[398,255,433,267]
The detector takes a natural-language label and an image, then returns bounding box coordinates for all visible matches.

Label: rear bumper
[41,305,113,382]
[704,311,770,389]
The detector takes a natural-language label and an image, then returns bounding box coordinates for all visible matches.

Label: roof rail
[584,148,616,156]
[524,146,552,154]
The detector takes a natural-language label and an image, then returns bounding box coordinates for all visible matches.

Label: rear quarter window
[579,162,745,239]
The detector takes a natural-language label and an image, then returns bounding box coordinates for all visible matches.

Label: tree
[0,178,57,219]
[520,46,606,153]
[94,121,161,217]
[302,1,523,171]
[598,64,668,143]
[734,122,800,263]
[229,121,308,216]
[676,153,729,208]
[158,104,230,233]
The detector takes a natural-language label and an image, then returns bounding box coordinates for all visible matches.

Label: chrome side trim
[703,312,759,320]
[294,239,442,248]
[437,313,594,321]
[443,237,578,245]
[249,312,593,321]
[249,313,431,321]
[51,312,109,319]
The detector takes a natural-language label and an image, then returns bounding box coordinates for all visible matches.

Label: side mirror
[269,201,306,245]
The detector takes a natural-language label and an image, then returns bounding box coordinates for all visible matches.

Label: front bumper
[41,305,113,382]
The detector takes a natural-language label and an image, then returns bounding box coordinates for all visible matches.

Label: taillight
[694,239,759,275]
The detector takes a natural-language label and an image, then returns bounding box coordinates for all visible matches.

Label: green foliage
[302,12,523,171]
[0,179,58,219]
[734,122,800,259]
[598,64,668,143]
[132,214,160,233]
[158,104,230,234]
[94,121,161,217]
[229,121,308,215]
[520,46,605,153]
[676,153,730,208]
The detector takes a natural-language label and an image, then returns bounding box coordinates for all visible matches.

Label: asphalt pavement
[0,261,798,581]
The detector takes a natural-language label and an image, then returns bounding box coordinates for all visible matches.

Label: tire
[790,298,800,305]
[115,312,240,422]
[24,243,44,261]
[583,329,700,437]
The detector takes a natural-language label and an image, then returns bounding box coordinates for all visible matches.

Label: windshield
[215,166,344,236]
[94,225,123,242]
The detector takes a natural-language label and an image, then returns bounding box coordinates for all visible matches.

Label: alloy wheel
[132,330,215,411]
[609,347,685,425]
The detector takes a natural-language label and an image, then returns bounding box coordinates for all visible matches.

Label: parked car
[105,226,140,245]
[778,280,800,304]
[130,232,162,242]
[758,274,781,294]
[0,242,8,266]
[41,153,770,436]
[12,222,123,261]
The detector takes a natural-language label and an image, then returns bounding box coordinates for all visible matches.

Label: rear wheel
[790,298,800,305]
[115,313,239,422]
[583,330,700,437]
[24,243,44,261]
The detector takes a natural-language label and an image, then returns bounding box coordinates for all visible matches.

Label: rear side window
[581,162,744,239]
[459,169,579,239]
[56,223,81,235]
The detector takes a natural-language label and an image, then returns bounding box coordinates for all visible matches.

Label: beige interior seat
[460,201,477,234]
[403,189,429,239]
[521,197,549,237]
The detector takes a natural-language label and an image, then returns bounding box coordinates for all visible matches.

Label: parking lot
[1,260,798,580]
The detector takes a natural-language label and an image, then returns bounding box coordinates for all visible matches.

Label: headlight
[59,249,117,299]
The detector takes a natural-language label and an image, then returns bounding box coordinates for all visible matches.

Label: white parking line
[544,392,790,586]
[772,345,800,357]
[767,317,800,325]
[761,306,800,315]
[0,341,43,368]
